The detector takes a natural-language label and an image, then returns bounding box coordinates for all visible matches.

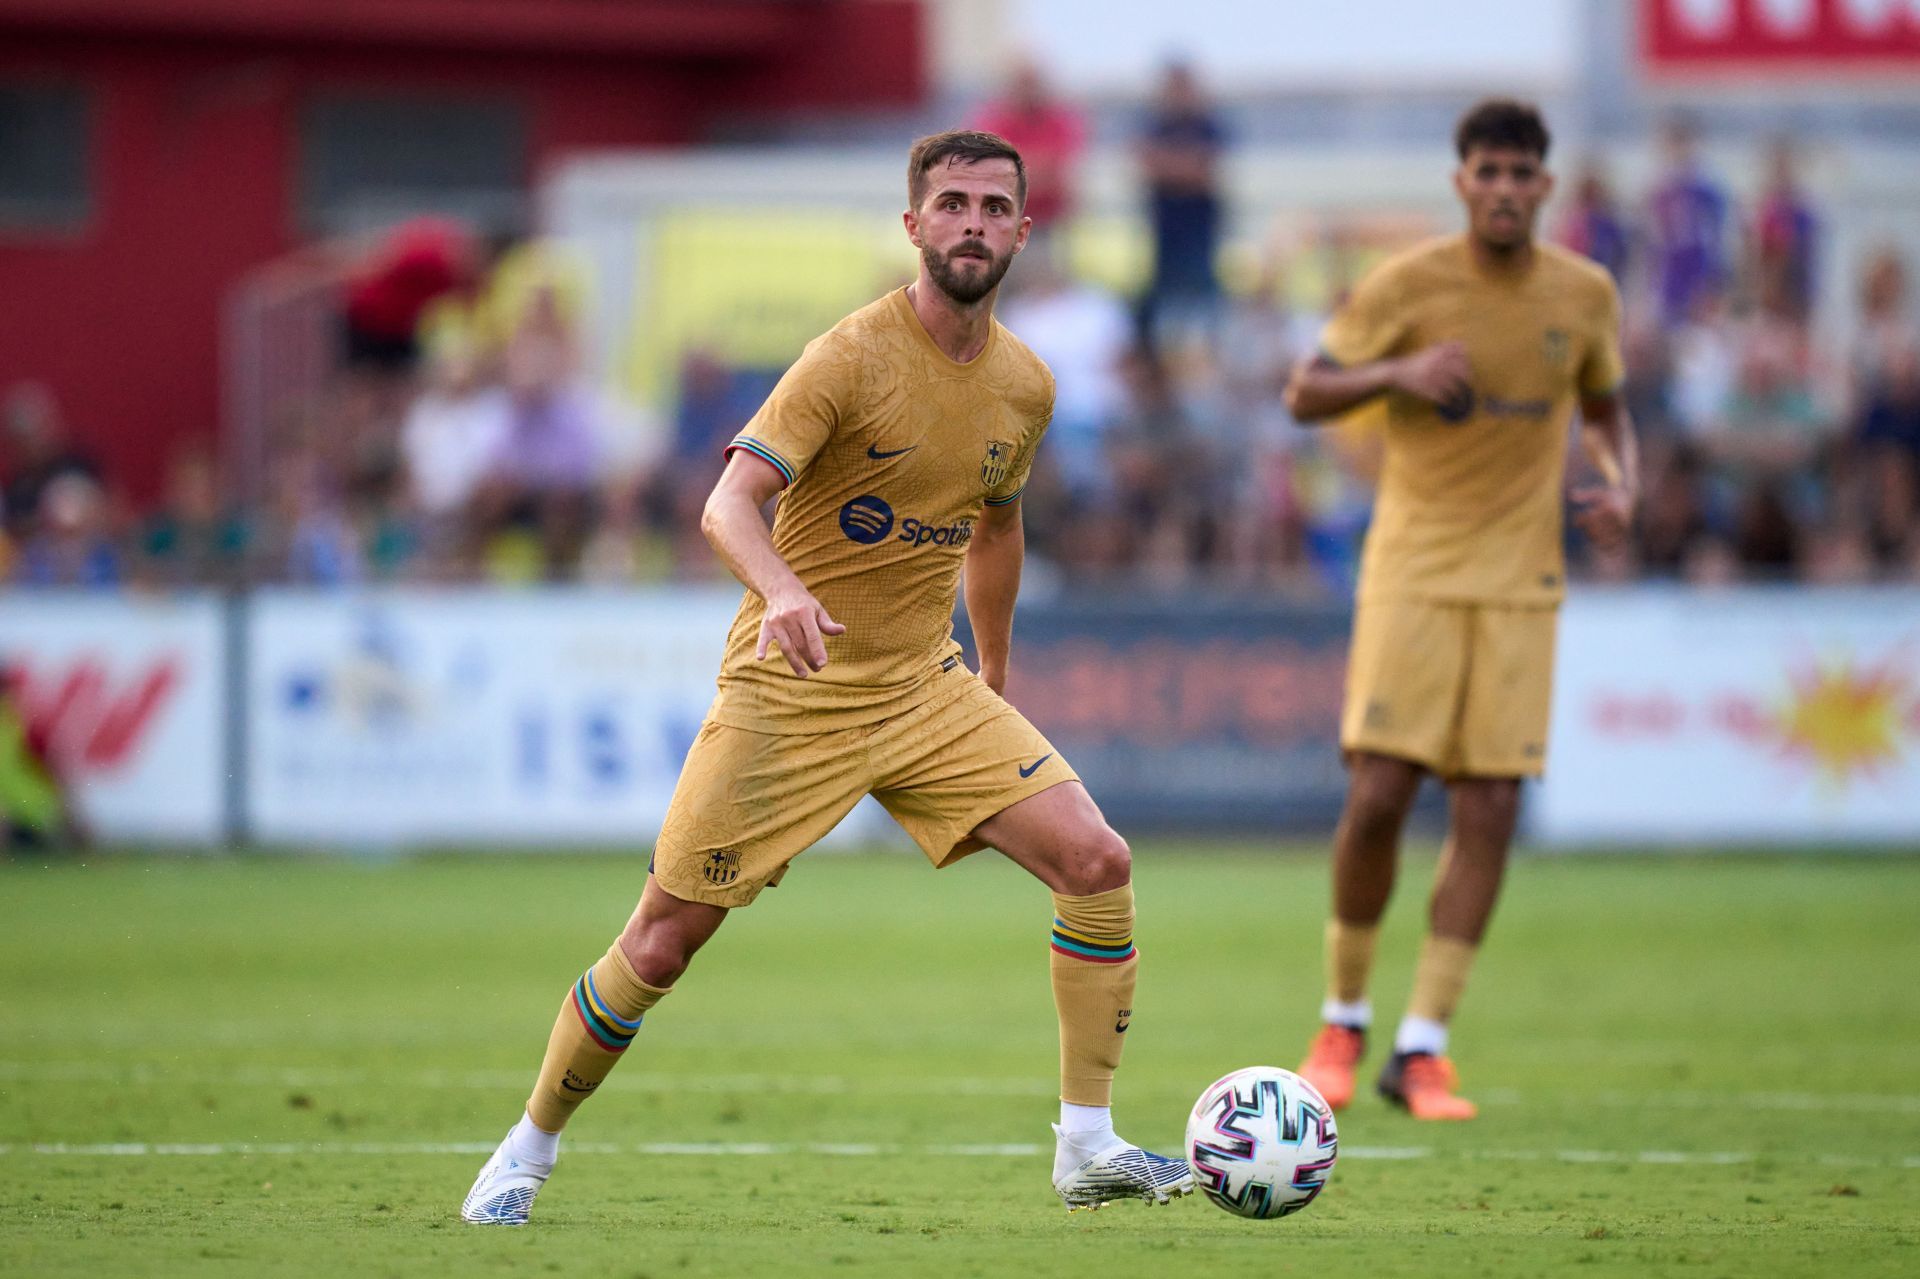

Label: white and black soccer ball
[1185,1065,1339,1220]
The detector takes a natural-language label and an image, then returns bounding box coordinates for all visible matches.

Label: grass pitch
[2,844,1916,1277]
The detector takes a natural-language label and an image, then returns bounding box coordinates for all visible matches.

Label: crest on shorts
[701,848,742,886]
[981,439,1013,488]
[1543,328,1571,368]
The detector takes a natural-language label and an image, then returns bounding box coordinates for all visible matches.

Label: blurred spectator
[972,57,1088,235]
[137,445,252,588]
[1000,252,1132,501]
[11,473,122,588]
[1857,340,1920,462]
[1856,443,1917,574]
[1646,117,1730,330]
[1852,250,1918,424]
[3,384,102,542]
[1710,300,1835,473]
[401,336,508,570]
[1666,285,1738,438]
[1634,441,1711,577]
[0,663,79,850]
[471,290,603,580]
[1138,61,1229,340]
[1749,138,1819,322]
[1555,161,1632,284]
[342,217,478,372]
[269,452,363,586]
[1732,479,1800,579]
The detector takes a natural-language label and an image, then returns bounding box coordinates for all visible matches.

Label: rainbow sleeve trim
[571,970,643,1053]
[1050,919,1136,964]
[725,436,796,487]
[983,484,1025,507]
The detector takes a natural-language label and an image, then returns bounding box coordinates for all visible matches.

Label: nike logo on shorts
[867,443,917,459]
[1019,753,1055,778]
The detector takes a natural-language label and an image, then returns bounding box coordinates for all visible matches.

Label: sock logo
[702,848,742,886]
[1115,1007,1132,1034]
[560,1070,599,1095]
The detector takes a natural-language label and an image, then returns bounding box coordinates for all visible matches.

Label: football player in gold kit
[462,131,1193,1224]
[1287,101,1639,1119]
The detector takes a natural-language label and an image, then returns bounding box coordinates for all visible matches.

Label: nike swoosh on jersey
[1019,753,1055,778]
[867,443,917,459]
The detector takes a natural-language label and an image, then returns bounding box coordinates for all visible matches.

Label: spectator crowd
[4,76,1917,597]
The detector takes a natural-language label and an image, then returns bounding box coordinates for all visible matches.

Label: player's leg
[1301,597,1465,1108]
[1380,603,1551,1120]
[1377,778,1518,1120]
[1300,751,1424,1108]
[462,878,717,1224]
[463,719,866,1224]
[869,673,1189,1209]
[971,781,1193,1208]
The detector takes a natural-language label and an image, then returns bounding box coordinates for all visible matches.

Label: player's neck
[1465,233,1536,277]
[906,280,995,364]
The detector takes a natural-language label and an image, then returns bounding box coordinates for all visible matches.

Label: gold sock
[1050,884,1137,1107]
[1406,933,1478,1026]
[1324,918,1380,1006]
[525,941,672,1133]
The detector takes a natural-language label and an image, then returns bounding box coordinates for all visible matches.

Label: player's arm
[1570,389,1640,551]
[700,452,845,678]
[1283,343,1471,423]
[964,497,1023,697]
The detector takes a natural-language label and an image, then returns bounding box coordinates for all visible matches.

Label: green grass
[2,845,1916,1277]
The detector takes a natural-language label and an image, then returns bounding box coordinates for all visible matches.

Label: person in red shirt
[973,57,1087,235]
[342,216,478,371]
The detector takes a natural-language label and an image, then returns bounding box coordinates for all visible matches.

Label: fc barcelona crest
[702,848,742,886]
[1543,328,1571,368]
[981,439,1013,488]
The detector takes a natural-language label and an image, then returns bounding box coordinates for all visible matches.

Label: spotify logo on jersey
[838,495,895,544]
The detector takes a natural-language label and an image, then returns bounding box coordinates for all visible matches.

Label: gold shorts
[652,668,1079,907]
[1340,597,1559,779]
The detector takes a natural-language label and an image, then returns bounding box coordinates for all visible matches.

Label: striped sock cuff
[1050,918,1136,964]
[569,969,644,1053]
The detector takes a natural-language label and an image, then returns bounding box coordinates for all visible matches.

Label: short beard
[923,239,1012,305]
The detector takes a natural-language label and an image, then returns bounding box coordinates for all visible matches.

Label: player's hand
[1392,341,1472,417]
[979,662,1008,698]
[757,586,846,678]
[1570,483,1635,550]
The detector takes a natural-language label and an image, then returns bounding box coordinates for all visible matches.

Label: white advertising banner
[247,588,746,845]
[0,593,228,841]
[1533,589,1920,846]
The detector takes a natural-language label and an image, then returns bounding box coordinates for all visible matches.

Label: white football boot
[1051,1124,1196,1211]
[460,1130,553,1225]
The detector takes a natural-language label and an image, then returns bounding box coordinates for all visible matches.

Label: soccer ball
[1185,1065,1339,1219]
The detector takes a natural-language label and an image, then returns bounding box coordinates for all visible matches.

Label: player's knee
[1454,778,1521,833]
[1344,782,1413,842]
[619,925,696,988]
[1064,826,1130,896]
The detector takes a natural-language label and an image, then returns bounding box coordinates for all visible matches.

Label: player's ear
[1538,168,1556,203]
[1013,215,1032,254]
[903,207,923,248]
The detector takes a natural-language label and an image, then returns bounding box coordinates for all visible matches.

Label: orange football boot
[1377,1051,1478,1120]
[1297,1024,1367,1111]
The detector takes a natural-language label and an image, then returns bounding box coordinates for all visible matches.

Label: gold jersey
[1319,235,1625,605]
[712,287,1053,734]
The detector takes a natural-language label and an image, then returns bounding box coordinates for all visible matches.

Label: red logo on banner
[1641,0,1920,71]
[3,658,180,773]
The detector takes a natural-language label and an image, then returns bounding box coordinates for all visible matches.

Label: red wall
[0,2,925,503]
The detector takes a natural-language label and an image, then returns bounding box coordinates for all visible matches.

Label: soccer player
[461,131,1193,1223]
[1284,101,1638,1119]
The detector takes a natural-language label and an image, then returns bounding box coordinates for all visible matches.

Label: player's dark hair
[907,130,1027,211]
[1454,99,1551,161]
